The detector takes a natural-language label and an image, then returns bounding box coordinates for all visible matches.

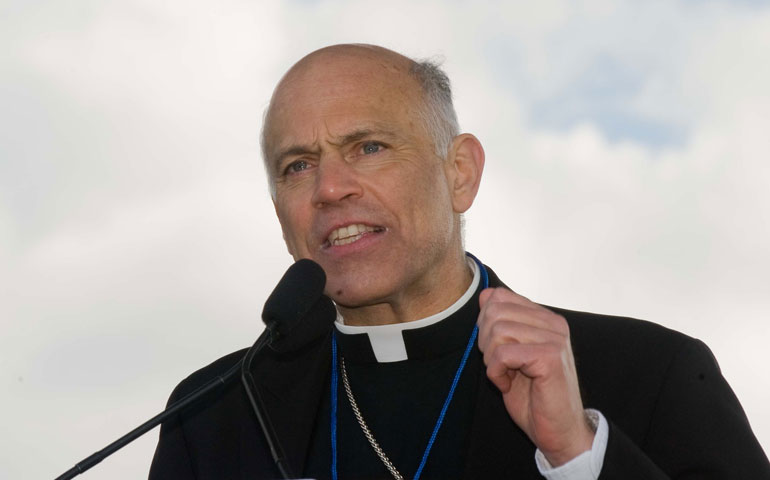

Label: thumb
[479,287,497,308]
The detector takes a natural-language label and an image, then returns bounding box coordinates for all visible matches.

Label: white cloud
[2,0,769,478]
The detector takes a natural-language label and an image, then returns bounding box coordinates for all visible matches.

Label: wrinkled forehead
[262,46,423,158]
[276,44,416,102]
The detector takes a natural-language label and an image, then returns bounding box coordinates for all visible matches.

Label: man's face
[265,51,462,312]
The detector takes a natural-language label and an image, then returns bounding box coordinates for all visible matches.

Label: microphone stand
[55,259,327,480]
[54,360,242,480]
[55,329,294,480]
[241,332,294,479]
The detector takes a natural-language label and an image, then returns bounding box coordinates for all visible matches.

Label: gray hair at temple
[259,53,460,198]
[408,58,461,160]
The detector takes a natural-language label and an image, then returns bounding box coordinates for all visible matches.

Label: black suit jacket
[150,268,770,479]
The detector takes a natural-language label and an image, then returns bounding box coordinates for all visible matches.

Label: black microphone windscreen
[262,259,333,351]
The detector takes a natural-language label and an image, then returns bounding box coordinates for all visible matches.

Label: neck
[337,252,474,326]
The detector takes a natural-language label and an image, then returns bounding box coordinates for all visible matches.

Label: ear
[444,133,485,213]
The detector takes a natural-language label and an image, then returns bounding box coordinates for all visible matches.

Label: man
[150,44,770,479]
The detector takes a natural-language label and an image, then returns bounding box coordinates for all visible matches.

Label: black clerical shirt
[304,272,485,479]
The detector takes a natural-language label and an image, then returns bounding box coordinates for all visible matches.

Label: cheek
[275,202,308,253]
[396,175,455,237]
[422,177,457,234]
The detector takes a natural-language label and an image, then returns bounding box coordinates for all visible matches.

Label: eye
[362,142,382,155]
[284,160,309,175]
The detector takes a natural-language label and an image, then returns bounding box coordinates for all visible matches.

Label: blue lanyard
[331,253,489,480]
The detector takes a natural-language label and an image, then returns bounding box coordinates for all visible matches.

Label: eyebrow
[334,129,378,146]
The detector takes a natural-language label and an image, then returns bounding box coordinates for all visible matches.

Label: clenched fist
[477,287,595,466]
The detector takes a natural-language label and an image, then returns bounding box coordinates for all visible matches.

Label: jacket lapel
[461,349,542,478]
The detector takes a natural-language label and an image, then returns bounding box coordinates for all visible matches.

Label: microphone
[55,259,334,480]
[264,258,336,353]
[242,258,335,478]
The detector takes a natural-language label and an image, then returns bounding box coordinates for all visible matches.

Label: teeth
[328,224,379,246]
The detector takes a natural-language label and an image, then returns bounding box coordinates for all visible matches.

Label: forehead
[264,51,424,156]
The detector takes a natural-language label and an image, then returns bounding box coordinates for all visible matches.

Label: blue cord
[413,324,478,479]
[331,334,339,480]
[414,254,487,480]
[331,253,488,479]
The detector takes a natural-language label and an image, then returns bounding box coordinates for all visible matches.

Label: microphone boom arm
[54,360,242,480]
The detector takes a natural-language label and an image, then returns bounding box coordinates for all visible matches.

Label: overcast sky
[2,1,769,478]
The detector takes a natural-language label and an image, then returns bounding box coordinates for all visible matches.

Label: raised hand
[477,287,595,466]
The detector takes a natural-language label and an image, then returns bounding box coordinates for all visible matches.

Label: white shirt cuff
[534,409,608,480]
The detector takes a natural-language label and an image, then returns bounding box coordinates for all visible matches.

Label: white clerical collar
[334,258,480,363]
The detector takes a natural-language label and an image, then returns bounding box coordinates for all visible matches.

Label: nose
[311,155,363,207]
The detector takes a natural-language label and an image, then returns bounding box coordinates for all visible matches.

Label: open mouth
[326,224,385,247]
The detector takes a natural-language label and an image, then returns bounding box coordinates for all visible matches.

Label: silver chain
[340,357,404,480]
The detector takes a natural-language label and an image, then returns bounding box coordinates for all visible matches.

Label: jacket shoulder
[552,306,694,355]
[549,306,720,442]
[166,348,248,405]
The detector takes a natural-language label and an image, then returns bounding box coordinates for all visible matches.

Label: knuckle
[477,334,492,353]
[489,320,509,338]
[490,343,504,360]
[484,301,504,319]
[540,310,569,336]
[488,287,506,299]
[482,350,493,366]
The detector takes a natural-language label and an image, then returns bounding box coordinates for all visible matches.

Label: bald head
[260,44,459,195]
[281,44,414,84]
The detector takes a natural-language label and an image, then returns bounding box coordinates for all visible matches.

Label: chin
[324,278,389,309]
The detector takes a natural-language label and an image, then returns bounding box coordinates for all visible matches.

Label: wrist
[542,411,598,466]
